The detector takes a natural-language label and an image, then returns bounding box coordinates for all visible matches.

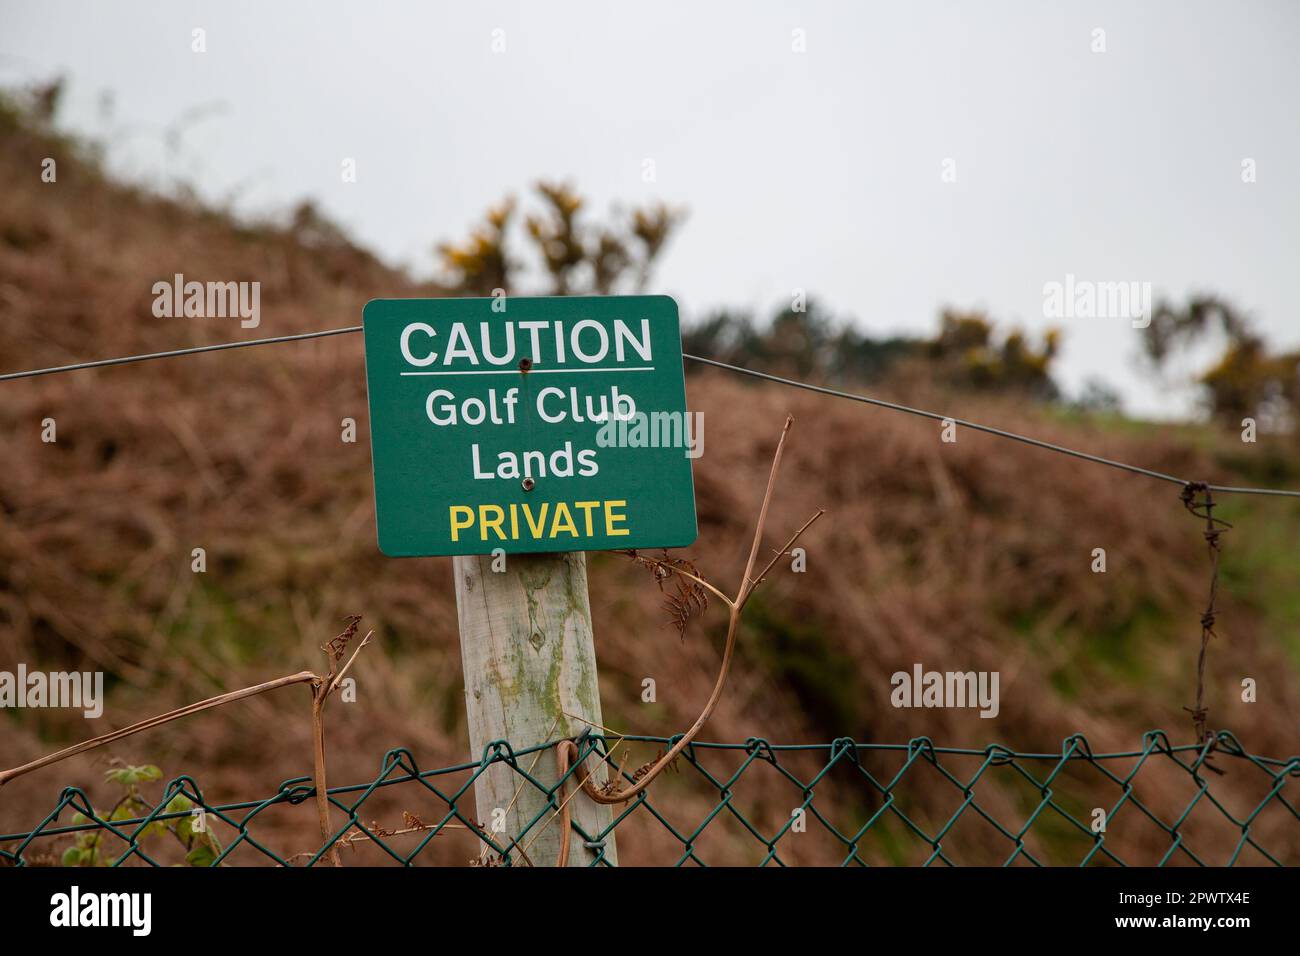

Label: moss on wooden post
[453,551,617,866]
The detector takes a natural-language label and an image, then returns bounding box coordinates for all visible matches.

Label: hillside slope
[2,99,1298,865]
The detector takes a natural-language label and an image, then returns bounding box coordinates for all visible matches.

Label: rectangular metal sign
[362,295,699,557]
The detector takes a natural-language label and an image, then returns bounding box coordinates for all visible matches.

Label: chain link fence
[2,730,1296,867]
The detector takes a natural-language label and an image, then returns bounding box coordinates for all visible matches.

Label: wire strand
[0,326,364,382]
[685,355,1300,498]
[3,325,1299,498]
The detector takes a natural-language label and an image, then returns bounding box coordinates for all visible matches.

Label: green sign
[362,295,699,557]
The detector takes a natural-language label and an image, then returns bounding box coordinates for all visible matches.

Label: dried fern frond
[622,549,711,640]
[322,614,363,661]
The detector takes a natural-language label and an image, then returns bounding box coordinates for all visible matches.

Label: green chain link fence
[3,730,1296,867]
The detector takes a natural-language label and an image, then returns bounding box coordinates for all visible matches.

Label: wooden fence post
[453,551,617,866]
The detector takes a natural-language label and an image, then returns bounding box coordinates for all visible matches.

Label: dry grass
[1,107,1298,865]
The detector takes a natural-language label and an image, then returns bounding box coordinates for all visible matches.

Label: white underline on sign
[399,367,656,376]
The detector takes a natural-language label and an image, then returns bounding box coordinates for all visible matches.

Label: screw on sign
[362,295,699,865]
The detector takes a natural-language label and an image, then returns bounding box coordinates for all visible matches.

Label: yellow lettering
[550,502,579,537]
[522,502,549,538]
[481,504,506,540]
[450,499,632,544]
[573,501,599,537]
[449,505,474,541]
[605,500,629,536]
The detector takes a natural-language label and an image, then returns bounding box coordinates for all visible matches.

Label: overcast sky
[4,1,1298,417]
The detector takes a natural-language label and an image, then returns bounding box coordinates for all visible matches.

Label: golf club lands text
[399,317,649,544]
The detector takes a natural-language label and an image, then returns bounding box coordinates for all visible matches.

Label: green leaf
[104,764,163,786]
[144,821,170,840]
[61,847,82,867]
[165,794,193,815]
[184,844,217,868]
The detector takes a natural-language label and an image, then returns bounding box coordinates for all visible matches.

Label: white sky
[3,0,1298,417]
